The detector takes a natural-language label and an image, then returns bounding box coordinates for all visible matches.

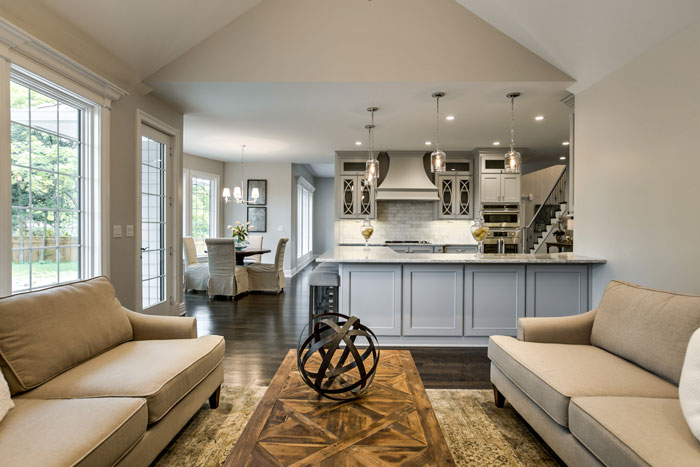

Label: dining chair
[245,235,263,264]
[247,238,288,293]
[183,237,208,292]
[204,238,249,299]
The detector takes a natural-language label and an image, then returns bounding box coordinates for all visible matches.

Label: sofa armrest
[517,309,597,344]
[125,309,197,340]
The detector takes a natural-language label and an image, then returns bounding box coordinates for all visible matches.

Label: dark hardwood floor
[185,263,491,389]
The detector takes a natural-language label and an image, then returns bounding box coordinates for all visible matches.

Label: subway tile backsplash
[337,201,476,245]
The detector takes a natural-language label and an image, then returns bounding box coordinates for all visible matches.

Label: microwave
[482,204,520,228]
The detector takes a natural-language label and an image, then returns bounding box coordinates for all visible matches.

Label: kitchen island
[316,246,606,346]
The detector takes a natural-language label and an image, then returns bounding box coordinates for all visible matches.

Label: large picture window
[10,78,86,292]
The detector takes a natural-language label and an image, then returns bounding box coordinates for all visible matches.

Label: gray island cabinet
[317,246,605,346]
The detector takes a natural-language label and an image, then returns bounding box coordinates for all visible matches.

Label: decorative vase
[234,238,249,251]
[360,218,374,249]
[470,210,489,256]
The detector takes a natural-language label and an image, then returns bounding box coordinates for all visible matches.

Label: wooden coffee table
[225,349,455,466]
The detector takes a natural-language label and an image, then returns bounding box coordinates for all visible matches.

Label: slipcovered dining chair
[244,235,263,264]
[247,238,288,293]
[205,238,249,299]
[183,236,208,292]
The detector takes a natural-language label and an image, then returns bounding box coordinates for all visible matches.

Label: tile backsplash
[337,201,476,245]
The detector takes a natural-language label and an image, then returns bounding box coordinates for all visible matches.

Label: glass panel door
[140,125,171,313]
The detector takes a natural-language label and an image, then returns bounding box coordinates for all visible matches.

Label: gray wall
[575,18,700,305]
[223,162,293,272]
[313,177,335,256]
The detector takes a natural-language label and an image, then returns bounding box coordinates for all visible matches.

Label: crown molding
[0,17,127,103]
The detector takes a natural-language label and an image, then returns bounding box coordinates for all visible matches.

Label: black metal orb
[297,313,380,401]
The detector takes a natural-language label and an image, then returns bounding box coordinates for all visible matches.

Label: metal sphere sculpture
[297,313,380,401]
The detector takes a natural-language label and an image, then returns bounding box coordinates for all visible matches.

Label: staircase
[522,167,568,254]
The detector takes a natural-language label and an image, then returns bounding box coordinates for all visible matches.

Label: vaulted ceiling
[18,0,700,165]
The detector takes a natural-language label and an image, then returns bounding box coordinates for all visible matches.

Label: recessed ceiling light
[355,141,362,145]
[535,115,544,121]
[425,141,432,145]
[560,156,567,160]
[446,115,455,121]
[562,141,570,146]
[492,141,500,146]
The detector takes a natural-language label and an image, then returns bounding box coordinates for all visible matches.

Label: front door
[139,124,173,314]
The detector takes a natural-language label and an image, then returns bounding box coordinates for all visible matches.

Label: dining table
[235,248,271,265]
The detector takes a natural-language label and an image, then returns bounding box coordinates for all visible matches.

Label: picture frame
[247,206,267,232]
[247,179,267,205]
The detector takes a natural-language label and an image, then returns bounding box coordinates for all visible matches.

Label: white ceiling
[457,0,700,93]
[35,0,261,78]
[154,81,571,163]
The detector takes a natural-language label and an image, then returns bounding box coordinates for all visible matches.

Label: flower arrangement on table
[227,221,254,250]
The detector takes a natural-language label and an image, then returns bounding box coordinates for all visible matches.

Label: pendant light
[505,92,522,173]
[430,92,447,173]
[364,106,379,186]
[223,145,259,204]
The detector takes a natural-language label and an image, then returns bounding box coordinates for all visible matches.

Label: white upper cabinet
[480,174,502,203]
[501,174,521,202]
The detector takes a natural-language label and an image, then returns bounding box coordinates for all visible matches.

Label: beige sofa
[0,277,224,467]
[489,280,700,466]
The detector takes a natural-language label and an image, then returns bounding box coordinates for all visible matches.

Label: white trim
[135,110,182,315]
[0,17,127,104]
[297,175,315,193]
[0,53,11,295]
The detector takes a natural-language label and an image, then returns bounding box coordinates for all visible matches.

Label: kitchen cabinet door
[341,264,402,336]
[464,265,525,336]
[358,178,375,219]
[402,265,464,336]
[437,175,454,219]
[525,265,589,318]
[409,245,434,253]
[481,174,502,202]
[339,176,357,218]
[455,176,472,218]
[501,174,521,202]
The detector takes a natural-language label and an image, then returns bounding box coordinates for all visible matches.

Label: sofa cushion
[0,277,133,394]
[570,397,700,467]
[489,335,678,427]
[591,280,700,384]
[20,335,224,423]
[680,328,700,442]
[0,397,146,467]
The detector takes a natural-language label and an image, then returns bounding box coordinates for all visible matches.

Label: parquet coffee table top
[225,349,455,466]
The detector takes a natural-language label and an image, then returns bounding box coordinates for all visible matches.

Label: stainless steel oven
[483,229,521,254]
[482,204,520,228]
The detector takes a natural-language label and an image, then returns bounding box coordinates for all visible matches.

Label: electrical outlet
[126,225,134,237]
[277,225,284,232]
[113,225,122,238]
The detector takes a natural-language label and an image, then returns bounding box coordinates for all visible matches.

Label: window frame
[182,168,219,256]
[7,67,102,293]
[296,176,314,260]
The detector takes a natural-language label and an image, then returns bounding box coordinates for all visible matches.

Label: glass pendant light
[364,107,379,186]
[430,92,447,173]
[505,92,522,173]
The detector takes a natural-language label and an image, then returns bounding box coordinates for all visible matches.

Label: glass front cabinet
[338,174,375,219]
[437,174,473,219]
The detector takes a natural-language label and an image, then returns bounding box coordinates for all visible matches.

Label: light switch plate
[113,225,122,238]
[126,225,134,237]
[277,225,284,232]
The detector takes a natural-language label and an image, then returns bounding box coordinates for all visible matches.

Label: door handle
[141,247,148,251]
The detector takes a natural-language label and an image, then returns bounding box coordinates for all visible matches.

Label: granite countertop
[317,246,606,264]
[338,242,476,247]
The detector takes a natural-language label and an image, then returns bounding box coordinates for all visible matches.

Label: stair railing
[522,167,568,253]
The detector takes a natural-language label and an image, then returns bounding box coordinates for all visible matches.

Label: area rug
[153,385,559,466]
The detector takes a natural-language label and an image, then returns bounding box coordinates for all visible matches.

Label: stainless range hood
[375,152,439,201]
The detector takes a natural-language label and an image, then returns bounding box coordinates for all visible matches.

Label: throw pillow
[0,370,14,423]
[680,327,700,442]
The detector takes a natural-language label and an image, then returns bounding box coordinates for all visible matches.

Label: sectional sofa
[489,280,700,466]
[0,277,225,466]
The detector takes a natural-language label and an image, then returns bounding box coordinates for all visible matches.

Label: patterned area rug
[153,385,559,466]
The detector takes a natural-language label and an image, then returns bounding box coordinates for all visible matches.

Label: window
[296,178,314,259]
[183,170,218,256]
[10,76,93,292]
